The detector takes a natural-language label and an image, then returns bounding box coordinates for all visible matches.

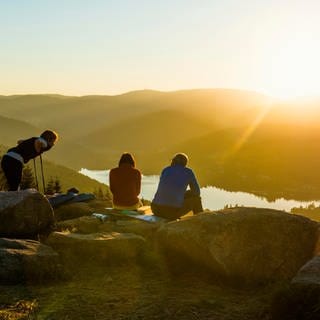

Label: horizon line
[0,87,319,102]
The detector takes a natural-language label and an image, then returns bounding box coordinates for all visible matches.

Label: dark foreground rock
[292,255,320,286]
[46,231,146,266]
[0,189,54,238]
[156,207,319,285]
[56,214,163,239]
[56,216,103,233]
[271,255,320,320]
[53,199,113,222]
[53,202,95,221]
[0,238,60,284]
[102,218,162,239]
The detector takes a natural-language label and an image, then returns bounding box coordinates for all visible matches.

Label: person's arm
[109,170,115,194]
[136,171,141,196]
[189,170,201,196]
[34,138,48,154]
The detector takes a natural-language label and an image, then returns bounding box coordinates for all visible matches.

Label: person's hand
[34,139,46,153]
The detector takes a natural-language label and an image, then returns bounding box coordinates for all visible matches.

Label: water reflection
[80,168,320,212]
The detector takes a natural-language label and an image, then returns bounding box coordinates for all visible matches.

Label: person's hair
[40,130,59,143]
[171,153,188,167]
[118,152,135,167]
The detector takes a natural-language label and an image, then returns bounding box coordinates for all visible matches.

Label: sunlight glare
[223,103,272,161]
[263,35,320,99]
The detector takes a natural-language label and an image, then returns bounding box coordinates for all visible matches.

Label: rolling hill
[0,115,42,147]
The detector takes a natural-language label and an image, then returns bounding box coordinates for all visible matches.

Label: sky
[1,0,320,98]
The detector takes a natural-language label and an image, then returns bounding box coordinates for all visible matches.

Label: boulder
[56,216,103,233]
[292,255,320,286]
[156,207,319,285]
[0,189,54,238]
[104,219,162,239]
[271,256,320,320]
[57,213,163,239]
[0,238,60,284]
[52,199,112,222]
[46,231,146,265]
[53,202,94,221]
[86,199,113,211]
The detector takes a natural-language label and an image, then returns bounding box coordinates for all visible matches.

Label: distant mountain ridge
[0,88,271,164]
[0,89,270,136]
[1,88,320,200]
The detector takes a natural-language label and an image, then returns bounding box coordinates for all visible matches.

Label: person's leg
[179,190,203,216]
[113,200,143,211]
[151,202,180,221]
[1,156,23,191]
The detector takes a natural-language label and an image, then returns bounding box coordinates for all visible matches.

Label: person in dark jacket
[151,153,203,220]
[1,130,58,191]
[109,152,142,210]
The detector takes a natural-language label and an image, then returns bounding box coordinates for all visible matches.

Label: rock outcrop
[46,231,146,266]
[271,256,320,320]
[0,189,54,238]
[0,238,60,284]
[56,216,103,234]
[156,207,319,284]
[56,214,162,239]
[292,255,320,286]
[102,219,161,239]
[53,202,95,221]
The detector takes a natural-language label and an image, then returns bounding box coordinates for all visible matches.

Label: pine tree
[105,188,113,201]
[93,187,111,200]
[54,177,62,193]
[96,187,104,200]
[46,177,55,195]
[0,163,7,190]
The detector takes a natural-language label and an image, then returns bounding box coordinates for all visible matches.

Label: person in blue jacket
[151,153,203,220]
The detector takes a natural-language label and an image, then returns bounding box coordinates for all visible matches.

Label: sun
[263,35,320,100]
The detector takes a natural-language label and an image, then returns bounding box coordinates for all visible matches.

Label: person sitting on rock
[151,153,203,221]
[1,130,59,191]
[109,152,142,210]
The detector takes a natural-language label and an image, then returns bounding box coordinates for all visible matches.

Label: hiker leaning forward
[1,130,58,191]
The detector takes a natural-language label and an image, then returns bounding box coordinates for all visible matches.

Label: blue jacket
[152,165,201,207]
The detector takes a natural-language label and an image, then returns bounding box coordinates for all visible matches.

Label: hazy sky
[1,0,320,98]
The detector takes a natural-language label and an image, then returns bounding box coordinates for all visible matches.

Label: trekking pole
[39,154,46,194]
[33,158,39,191]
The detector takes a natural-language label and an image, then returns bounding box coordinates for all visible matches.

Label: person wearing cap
[109,152,142,210]
[151,153,203,220]
[1,130,58,191]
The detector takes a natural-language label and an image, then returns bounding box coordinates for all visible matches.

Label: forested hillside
[0,144,109,194]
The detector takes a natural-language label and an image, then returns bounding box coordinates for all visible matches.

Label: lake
[79,168,320,212]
